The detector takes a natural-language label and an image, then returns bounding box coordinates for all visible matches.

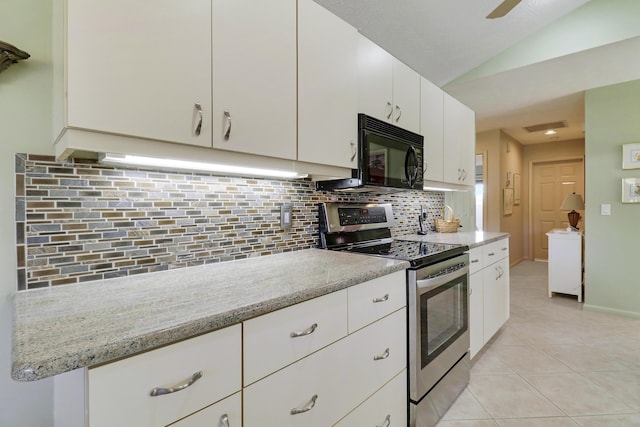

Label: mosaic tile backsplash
[15,154,445,290]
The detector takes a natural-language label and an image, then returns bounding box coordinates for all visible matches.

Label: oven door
[408,254,469,402]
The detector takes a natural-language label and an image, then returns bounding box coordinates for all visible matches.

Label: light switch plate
[280,203,293,229]
[601,203,611,216]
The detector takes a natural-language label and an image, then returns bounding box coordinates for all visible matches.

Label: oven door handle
[416,265,469,294]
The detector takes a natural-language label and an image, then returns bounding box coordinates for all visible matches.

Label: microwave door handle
[404,146,419,187]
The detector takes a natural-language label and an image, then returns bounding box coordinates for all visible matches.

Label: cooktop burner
[342,239,467,267]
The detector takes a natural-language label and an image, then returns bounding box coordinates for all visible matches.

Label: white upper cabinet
[297,0,358,169]
[443,92,476,186]
[357,35,420,133]
[420,77,445,183]
[212,0,297,160]
[65,0,213,147]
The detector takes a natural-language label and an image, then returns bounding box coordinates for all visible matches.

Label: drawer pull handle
[290,323,318,338]
[374,348,390,361]
[488,252,495,256]
[377,414,391,427]
[373,293,389,303]
[471,259,479,263]
[290,394,318,415]
[502,247,508,251]
[149,371,203,396]
[219,414,230,427]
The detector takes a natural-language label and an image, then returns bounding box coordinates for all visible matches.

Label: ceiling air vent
[524,121,567,133]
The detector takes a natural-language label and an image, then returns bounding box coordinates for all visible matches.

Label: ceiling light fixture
[99,153,308,179]
[544,130,557,136]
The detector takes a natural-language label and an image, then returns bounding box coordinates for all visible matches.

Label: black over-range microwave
[316,114,423,192]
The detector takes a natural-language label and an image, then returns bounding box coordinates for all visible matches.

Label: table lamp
[560,192,584,230]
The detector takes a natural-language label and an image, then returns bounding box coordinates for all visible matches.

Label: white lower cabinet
[243,308,406,427]
[57,273,407,427]
[468,238,510,359]
[333,370,407,427]
[87,324,241,427]
[168,392,241,427]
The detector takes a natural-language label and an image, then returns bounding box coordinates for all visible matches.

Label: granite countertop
[12,249,409,382]
[397,231,510,249]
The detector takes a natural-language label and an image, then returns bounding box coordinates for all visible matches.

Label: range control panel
[319,202,395,233]
[338,207,388,226]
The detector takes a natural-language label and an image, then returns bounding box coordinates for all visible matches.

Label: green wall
[584,80,640,318]
[0,0,55,425]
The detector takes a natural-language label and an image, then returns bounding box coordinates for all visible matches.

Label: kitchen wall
[476,129,524,264]
[16,154,445,290]
[584,80,640,318]
[0,0,54,424]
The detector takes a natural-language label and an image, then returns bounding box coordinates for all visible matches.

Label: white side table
[546,230,583,302]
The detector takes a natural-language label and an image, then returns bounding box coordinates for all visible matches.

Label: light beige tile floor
[437,260,640,427]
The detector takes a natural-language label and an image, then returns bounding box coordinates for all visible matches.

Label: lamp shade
[560,192,585,211]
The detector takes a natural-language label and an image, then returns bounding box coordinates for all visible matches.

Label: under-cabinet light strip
[99,153,308,179]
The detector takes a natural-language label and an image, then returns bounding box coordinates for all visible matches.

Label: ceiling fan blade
[486,0,522,19]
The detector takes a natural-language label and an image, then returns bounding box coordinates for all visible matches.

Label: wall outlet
[280,203,293,229]
[601,203,611,216]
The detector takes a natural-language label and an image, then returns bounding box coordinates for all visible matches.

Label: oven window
[420,276,468,368]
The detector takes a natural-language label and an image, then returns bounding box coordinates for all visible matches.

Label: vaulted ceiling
[315,0,640,144]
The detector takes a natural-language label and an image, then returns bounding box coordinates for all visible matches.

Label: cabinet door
[243,309,406,427]
[88,325,241,427]
[66,0,212,147]
[169,392,241,427]
[357,35,394,123]
[469,270,484,359]
[391,59,421,133]
[212,0,297,160]
[333,370,407,427]
[483,257,509,341]
[443,93,475,185]
[298,0,358,169]
[420,77,444,182]
[243,290,348,386]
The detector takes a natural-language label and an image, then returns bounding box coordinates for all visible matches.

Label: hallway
[437,260,640,426]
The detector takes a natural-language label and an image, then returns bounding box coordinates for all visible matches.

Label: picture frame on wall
[503,188,513,215]
[622,143,640,169]
[513,173,521,205]
[621,177,640,203]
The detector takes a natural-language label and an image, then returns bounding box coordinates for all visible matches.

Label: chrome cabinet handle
[386,101,393,119]
[377,414,391,427]
[350,140,357,162]
[219,414,230,427]
[223,110,232,140]
[291,394,318,415]
[395,105,401,122]
[194,103,203,136]
[374,348,390,361]
[150,371,202,396]
[373,293,389,303]
[290,323,318,338]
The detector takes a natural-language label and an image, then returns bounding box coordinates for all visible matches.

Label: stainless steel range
[318,202,470,427]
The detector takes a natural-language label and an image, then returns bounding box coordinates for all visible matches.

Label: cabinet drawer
[169,391,241,427]
[243,289,348,386]
[333,370,407,427]
[243,308,406,427]
[348,270,406,333]
[483,238,509,266]
[468,247,483,274]
[88,324,241,427]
